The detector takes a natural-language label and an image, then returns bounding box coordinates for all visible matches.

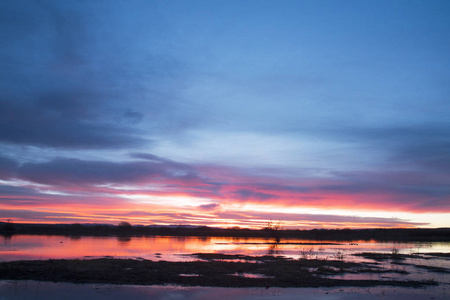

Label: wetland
[1,226,449,298]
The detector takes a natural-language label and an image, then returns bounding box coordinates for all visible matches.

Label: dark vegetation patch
[391,261,411,266]
[419,253,450,259]
[413,264,450,273]
[0,255,436,288]
[215,242,342,245]
[353,252,422,261]
[347,267,408,275]
[188,253,283,261]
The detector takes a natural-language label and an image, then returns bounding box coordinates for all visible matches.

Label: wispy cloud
[1,0,449,228]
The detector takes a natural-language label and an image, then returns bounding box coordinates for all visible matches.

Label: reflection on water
[1,234,12,243]
[267,243,283,255]
[1,235,449,263]
[117,236,132,243]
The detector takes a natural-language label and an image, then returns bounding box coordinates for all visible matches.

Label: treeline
[1,221,449,242]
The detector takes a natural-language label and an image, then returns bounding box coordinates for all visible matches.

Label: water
[1,235,449,262]
[1,235,449,299]
[0,281,448,300]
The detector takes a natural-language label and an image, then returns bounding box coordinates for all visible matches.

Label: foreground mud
[0,253,439,288]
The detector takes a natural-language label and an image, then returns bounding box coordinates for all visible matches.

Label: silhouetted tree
[118,221,133,234]
[118,221,131,226]
[264,220,283,244]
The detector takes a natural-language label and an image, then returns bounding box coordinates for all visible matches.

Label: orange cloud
[0,159,448,228]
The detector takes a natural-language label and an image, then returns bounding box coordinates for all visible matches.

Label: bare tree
[264,219,283,244]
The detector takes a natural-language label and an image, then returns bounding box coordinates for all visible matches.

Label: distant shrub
[391,247,400,257]
[299,247,316,260]
[118,221,132,228]
[118,222,133,233]
[332,249,345,261]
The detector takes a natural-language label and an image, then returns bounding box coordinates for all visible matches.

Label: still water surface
[0,281,448,300]
[1,235,449,262]
[1,235,449,300]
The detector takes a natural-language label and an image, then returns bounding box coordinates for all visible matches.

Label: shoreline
[1,224,450,242]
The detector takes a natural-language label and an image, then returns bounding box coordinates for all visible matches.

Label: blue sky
[0,0,449,228]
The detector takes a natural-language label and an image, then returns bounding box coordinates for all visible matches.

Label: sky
[1,0,449,229]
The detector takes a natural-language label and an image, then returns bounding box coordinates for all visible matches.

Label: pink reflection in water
[1,235,449,263]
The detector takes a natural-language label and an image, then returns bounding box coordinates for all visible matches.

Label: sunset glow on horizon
[1,0,449,229]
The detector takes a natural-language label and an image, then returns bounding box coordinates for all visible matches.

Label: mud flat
[0,253,439,288]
